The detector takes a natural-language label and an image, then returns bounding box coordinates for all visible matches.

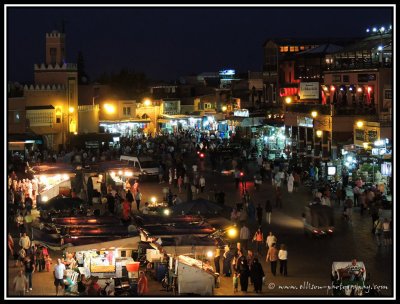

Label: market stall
[64,236,141,280]
[174,255,217,296]
[36,172,73,201]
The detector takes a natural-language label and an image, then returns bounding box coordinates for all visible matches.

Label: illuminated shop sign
[234,109,249,117]
[219,69,235,76]
[299,82,319,99]
[297,116,313,128]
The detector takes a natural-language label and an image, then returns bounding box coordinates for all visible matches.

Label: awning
[100,119,151,124]
[63,236,141,253]
[241,117,265,127]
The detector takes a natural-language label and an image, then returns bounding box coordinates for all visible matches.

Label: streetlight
[356,121,363,128]
[104,104,115,114]
[221,106,227,112]
[316,130,322,137]
[311,111,318,118]
[143,99,151,106]
[69,107,75,113]
[285,97,292,104]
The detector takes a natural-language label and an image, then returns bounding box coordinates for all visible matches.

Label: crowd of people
[7,128,393,297]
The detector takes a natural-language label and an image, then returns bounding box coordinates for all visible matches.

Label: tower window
[50,48,57,65]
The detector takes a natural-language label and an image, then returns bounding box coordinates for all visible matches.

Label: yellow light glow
[164,209,170,216]
[73,132,78,135]
[144,99,151,106]
[110,172,116,177]
[285,97,292,104]
[42,196,48,202]
[104,104,115,114]
[356,121,363,128]
[357,87,363,93]
[316,130,322,137]
[228,228,237,238]
[151,197,157,203]
[207,251,213,258]
[118,171,123,175]
[69,107,74,113]
[311,111,318,118]
[125,171,133,177]
[363,142,369,149]
[222,106,227,111]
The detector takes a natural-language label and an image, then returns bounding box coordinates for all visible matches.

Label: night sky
[6,5,393,84]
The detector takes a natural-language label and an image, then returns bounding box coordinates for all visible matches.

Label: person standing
[293,171,300,192]
[134,188,142,212]
[126,189,134,209]
[53,258,66,296]
[266,232,277,252]
[253,227,264,256]
[239,223,250,251]
[382,218,391,246]
[222,245,234,277]
[345,197,354,223]
[13,269,28,296]
[278,244,288,276]
[19,232,31,251]
[287,173,294,194]
[137,271,148,296]
[266,243,278,276]
[214,247,221,274]
[374,218,383,246]
[234,169,240,189]
[265,200,272,225]
[183,173,190,190]
[23,256,35,292]
[177,175,183,193]
[8,233,14,259]
[199,175,206,193]
[250,258,265,293]
[24,210,33,236]
[236,249,249,292]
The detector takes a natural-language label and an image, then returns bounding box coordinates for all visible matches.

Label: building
[8,29,78,151]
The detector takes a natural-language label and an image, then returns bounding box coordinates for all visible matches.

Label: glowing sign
[219,69,235,76]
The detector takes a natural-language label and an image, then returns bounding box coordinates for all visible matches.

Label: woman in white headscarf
[287,172,294,193]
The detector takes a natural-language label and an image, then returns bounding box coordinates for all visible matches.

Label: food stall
[64,236,141,280]
[173,255,217,296]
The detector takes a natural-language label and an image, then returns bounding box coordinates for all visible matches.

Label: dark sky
[7,5,393,83]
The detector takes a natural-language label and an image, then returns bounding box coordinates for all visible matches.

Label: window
[342,75,349,82]
[123,107,131,116]
[332,75,341,82]
[290,46,295,52]
[50,48,57,65]
[384,89,392,99]
[56,117,61,123]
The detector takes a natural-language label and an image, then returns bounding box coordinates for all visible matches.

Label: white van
[120,155,159,180]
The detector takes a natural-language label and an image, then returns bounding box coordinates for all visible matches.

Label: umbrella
[171,198,224,215]
[39,196,84,210]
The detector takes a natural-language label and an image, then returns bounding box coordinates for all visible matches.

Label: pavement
[6,155,394,298]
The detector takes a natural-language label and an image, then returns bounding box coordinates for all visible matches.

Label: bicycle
[161,270,178,295]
